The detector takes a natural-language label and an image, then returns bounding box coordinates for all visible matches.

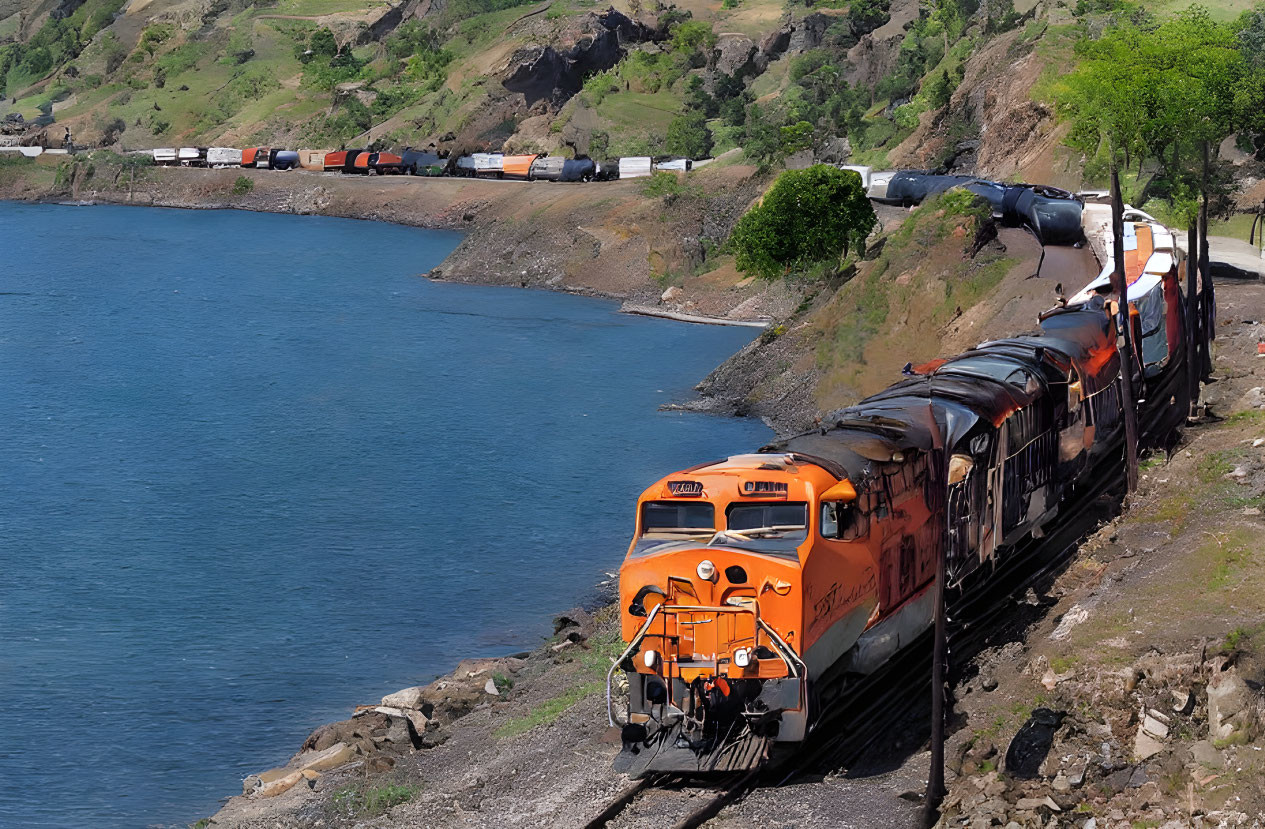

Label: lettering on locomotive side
[667,480,704,496]
[809,566,877,629]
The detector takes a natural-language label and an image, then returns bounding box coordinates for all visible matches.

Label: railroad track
[583,453,1128,829]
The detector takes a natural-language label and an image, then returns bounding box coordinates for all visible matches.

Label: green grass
[493,681,601,738]
[1196,450,1238,483]
[1202,529,1253,591]
[595,90,682,135]
[268,0,390,16]
[331,782,420,819]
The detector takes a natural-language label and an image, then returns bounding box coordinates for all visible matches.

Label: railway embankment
[936,277,1265,828]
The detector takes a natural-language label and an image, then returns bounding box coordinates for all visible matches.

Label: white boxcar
[654,158,692,172]
[178,147,203,166]
[619,156,652,178]
[207,147,243,168]
[152,148,178,165]
[472,153,504,177]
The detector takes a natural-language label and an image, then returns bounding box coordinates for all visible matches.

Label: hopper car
[608,216,1202,776]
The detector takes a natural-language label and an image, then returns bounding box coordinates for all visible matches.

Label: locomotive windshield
[641,501,715,533]
[725,503,808,539]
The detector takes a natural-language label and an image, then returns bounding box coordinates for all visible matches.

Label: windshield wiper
[713,525,804,541]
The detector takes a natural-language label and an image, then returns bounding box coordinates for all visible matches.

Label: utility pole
[922,381,948,829]
[1110,166,1140,492]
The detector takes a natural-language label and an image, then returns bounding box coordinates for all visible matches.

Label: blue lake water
[0,203,770,828]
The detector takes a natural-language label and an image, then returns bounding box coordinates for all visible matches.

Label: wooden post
[922,532,948,827]
[1186,216,1201,417]
[923,386,948,828]
[1198,141,1215,380]
[1110,166,1140,492]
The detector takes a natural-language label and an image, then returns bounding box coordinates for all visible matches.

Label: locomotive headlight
[697,559,717,582]
[643,650,658,669]
[733,648,752,668]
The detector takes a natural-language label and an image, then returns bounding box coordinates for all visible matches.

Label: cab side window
[822,501,868,541]
[821,502,840,537]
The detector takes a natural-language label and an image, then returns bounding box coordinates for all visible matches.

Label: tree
[729,165,876,280]
[665,110,713,158]
[1059,6,1253,172]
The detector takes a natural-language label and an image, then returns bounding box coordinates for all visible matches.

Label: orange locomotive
[609,233,1196,774]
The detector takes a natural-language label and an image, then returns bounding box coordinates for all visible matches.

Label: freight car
[501,153,538,180]
[608,218,1198,776]
[207,147,243,168]
[869,170,1085,246]
[271,149,300,171]
[401,148,446,176]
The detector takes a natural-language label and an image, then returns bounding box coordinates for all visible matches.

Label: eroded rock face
[502,9,653,105]
[713,34,765,80]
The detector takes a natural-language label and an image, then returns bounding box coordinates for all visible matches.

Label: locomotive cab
[612,453,882,773]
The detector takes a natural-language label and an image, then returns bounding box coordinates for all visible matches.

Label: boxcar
[298,150,328,171]
[472,153,504,178]
[370,152,408,175]
[618,156,652,178]
[152,148,178,165]
[454,155,476,177]
[207,147,243,168]
[178,147,206,167]
[654,158,692,172]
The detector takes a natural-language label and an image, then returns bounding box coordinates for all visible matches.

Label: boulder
[1133,729,1164,761]
[1207,669,1259,742]
[381,686,426,709]
[660,286,683,303]
[713,34,763,79]
[298,742,358,774]
[258,770,304,798]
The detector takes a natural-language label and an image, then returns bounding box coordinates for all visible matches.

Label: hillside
[0,0,1218,173]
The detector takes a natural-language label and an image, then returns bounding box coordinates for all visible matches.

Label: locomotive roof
[764,306,1120,484]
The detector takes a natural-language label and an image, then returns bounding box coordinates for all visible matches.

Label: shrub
[664,110,712,158]
[231,175,254,195]
[729,165,876,280]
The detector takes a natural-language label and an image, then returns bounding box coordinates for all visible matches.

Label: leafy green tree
[779,120,813,154]
[1059,5,1253,171]
[307,28,339,61]
[683,75,718,118]
[741,104,783,169]
[672,20,717,53]
[729,165,876,280]
[665,109,713,158]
